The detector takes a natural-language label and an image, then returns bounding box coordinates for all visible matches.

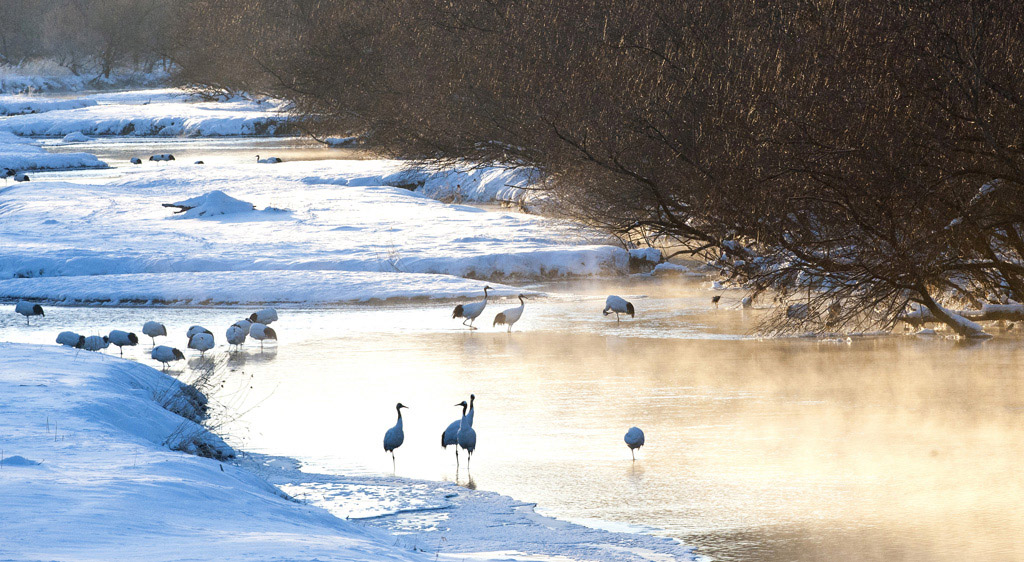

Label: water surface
[2,278,1021,562]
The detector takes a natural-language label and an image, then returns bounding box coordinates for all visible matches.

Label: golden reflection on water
[228,308,1024,562]
[2,283,1022,561]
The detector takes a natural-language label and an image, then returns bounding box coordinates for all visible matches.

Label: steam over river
[4,137,1022,561]
[4,276,1022,562]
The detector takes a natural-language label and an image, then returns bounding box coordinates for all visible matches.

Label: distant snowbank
[0,131,106,171]
[0,96,96,116]
[0,88,294,137]
[0,343,431,562]
[0,61,170,94]
[0,271,530,306]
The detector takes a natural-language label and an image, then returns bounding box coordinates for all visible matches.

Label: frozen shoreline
[0,342,696,561]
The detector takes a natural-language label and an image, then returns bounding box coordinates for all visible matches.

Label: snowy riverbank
[0,343,428,561]
[0,131,106,171]
[0,89,293,137]
[0,158,644,305]
[0,343,696,561]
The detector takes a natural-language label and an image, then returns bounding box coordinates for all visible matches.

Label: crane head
[396,402,408,410]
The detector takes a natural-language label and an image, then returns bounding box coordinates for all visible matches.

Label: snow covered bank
[0,131,106,171]
[0,61,170,94]
[0,343,429,562]
[0,271,530,306]
[310,162,541,204]
[0,89,294,137]
[0,160,635,304]
[0,95,96,116]
[259,457,697,562]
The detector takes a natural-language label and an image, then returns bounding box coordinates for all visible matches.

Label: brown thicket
[177,0,1024,336]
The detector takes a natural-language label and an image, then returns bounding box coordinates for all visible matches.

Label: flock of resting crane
[13,286,650,467]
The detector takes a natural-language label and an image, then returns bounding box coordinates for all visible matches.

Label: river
[3,137,1022,561]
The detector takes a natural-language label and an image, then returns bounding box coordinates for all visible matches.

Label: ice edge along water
[0,343,696,562]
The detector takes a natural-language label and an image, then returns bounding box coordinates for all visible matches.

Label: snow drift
[0,131,106,171]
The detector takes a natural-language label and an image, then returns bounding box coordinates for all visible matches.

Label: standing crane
[383,402,409,471]
[493,295,526,332]
[453,286,493,329]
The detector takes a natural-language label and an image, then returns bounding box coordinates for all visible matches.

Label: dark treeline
[0,0,181,77]
[179,0,1024,335]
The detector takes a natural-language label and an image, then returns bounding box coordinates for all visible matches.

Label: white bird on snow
[624,426,645,460]
[82,335,110,352]
[108,330,139,356]
[226,324,247,348]
[142,321,167,344]
[14,301,44,325]
[453,286,492,329]
[149,154,175,161]
[188,332,215,355]
[56,331,85,349]
[383,402,408,470]
[603,295,635,322]
[152,345,185,369]
[256,155,282,164]
[253,307,278,324]
[249,322,277,350]
[130,157,142,165]
[493,294,526,332]
[186,325,212,339]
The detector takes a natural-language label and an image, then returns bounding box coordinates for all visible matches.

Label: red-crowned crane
[603,295,634,322]
[493,295,526,332]
[14,301,43,325]
[383,402,408,471]
[453,286,492,329]
[624,427,645,460]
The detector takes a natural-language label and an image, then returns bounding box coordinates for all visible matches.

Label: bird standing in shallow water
[151,345,185,369]
[453,286,492,329]
[443,401,468,467]
[711,295,721,308]
[188,332,214,356]
[14,301,44,325]
[226,324,247,349]
[603,295,634,322]
[458,396,477,469]
[624,427,645,460]
[383,402,408,470]
[108,330,139,357]
[493,294,526,332]
[249,323,276,350]
[142,321,167,345]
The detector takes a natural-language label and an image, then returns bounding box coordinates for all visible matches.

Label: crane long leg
[631,449,636,461]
